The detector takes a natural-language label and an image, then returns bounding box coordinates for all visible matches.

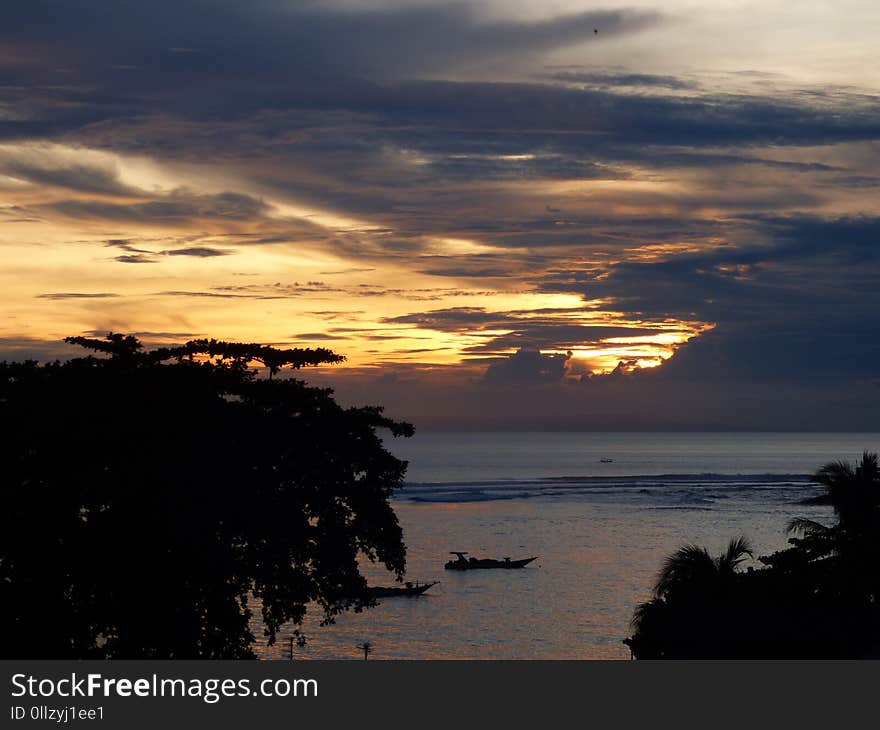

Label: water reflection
[253,485,830,660]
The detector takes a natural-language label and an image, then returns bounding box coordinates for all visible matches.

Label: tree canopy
[626,452,880,658]
[0,333,413,658]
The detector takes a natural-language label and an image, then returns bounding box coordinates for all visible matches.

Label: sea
[253,432,879,660]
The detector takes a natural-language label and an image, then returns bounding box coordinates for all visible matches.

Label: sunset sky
[3,1,880,429]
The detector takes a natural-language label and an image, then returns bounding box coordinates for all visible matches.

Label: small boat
[367,581,437,598]
[444,552,538,571]
[599,458,614,463]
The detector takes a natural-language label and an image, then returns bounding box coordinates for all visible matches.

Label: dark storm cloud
[413,153,614,183]
[417,265,515,278]
[43,192,268,223]
[536,213,880,385]
[104,239,149,252]
[5,1,880,156]
[483,349,571,384]
[458,216,732,256]
[4,1,880,430]
[604,149,841,173]
[745,214,880,264]
[290,332,345,341]
[385,307,512,330]
[655,324,880,384]
[577,255,858,331]
[313,349,880,431]
[0,152,133,196]
[0,0,663,152]
[390,82,880,148]
[228,79,879,159]
[161,247,231,258]
[558,258,746,319]
[829,174,880,190]
[103,239,158,262]
[283,5,659,79]
[462,325,652,354]
[156,291,282,299]
[0,107,123,145]
[0,3,877,290]
[545,71,699,90]
[384,306,664,353]
[1,2,661,87]
[528,213,880,323]
[36,292,120,300]
[113,254,156,264]
[105,239,234,259]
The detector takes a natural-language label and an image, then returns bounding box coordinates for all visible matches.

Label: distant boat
[367,581,437,598]
[599,458,614,463]
[444,552,538,571]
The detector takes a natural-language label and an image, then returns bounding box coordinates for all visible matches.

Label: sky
[2,0,880,429]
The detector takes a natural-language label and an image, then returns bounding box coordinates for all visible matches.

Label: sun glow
[0,138,717,374]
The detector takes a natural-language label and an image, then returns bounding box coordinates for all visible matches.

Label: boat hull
[444,557,537,571]
[367,582,437,597]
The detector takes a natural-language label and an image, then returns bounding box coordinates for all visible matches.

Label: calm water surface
[253,432,879,660]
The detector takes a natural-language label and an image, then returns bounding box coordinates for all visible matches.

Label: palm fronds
[654,543,717,598]
[653,536,753,599]
[811,452,880,529]
[786,517,830,536]
[812,459,855,488]
[719,536,753,571]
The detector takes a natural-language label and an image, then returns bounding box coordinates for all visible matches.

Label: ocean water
[254,432,879,660]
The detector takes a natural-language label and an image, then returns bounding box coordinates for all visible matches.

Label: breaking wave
[397,473,819,506]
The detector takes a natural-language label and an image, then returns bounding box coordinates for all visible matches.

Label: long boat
[444,552,538,571]
[367,581,437,598]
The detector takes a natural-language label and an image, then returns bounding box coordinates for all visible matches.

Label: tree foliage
[626,452,880,658]
[0,334,412,658]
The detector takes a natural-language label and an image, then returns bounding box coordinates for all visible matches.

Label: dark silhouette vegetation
[0,334,413,658]
[626,452,880,658]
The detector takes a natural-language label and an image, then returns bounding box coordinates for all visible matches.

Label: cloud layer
[2,0,880,428]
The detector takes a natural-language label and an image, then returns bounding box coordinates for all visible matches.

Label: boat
[599,458,614,463]
[366,581,437,598]
[444,552,538,571]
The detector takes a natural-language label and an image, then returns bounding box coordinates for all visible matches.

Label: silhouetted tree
[787,451,880,550]
[626,538,753,658]
[654,537,753,599]
[627,453,880,658]
[761,451,880,653]
[0,334,413,658]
